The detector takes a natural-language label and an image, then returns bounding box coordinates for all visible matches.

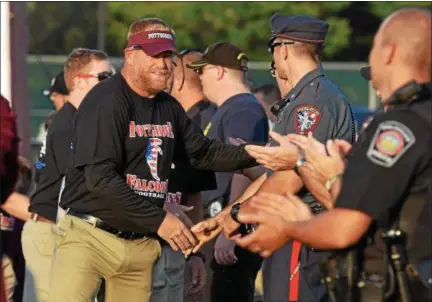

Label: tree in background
[26,2,430,61]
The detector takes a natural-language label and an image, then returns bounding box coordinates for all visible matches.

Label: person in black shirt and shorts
[21,48,112,302]
[50,18,256,302]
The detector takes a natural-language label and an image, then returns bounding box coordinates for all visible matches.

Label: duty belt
[66,209,149,240]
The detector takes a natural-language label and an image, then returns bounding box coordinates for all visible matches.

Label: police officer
[255,14,355,302]
[234,7,432,302]
[190,13,356,302]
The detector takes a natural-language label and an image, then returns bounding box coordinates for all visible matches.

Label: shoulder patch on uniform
[366,120,415,168]
[293,105,322,135]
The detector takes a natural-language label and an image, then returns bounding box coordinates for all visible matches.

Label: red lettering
[154,181,161,193]
[135,125,144,137]
[174,193,182,204]
[134,178,142,190]
[161,182,168,193]
[167,122,174,138]
[147,181,154,192]
[155,125,163,137]
[127,174,136,187]
[129,122,136,138]
[143,125,151,137]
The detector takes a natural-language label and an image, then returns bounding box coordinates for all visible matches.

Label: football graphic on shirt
[145,138,163,181]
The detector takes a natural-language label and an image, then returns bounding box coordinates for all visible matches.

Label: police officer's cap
[269,13,329,44]
[43,71,69,97]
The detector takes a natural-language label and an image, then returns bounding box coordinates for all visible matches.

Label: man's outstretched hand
[233,192,312,258]
[184,216,223,257]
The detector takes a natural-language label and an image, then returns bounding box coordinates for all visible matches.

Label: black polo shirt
[29,102,76,222]
[60,73,256,234]
[201,93,269,206]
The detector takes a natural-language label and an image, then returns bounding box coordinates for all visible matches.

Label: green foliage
[25,1,431,61]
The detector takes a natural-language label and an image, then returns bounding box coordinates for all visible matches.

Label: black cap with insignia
[43,71,69,97]
[269,13,329,45]
[360,66,371,81]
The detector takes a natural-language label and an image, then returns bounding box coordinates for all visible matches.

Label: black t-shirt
[30,102,76,222]
[166,102,217,204]
[187,100,217,131]
[335,97,432,261]
[60,73,256,234]
[201,93,269,205]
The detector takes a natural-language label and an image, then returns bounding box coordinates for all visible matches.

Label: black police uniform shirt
[29,102,76,222]
[335,94,432,263]
[60,73,256,234]
[263,67,355,302]
[201,93,269,206]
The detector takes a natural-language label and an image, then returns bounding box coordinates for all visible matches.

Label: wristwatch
[294,157,306,175]
[230,203,241,223]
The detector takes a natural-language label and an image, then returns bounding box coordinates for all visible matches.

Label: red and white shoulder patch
[293,105,322,135]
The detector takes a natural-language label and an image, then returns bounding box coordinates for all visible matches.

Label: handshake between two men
[157,131,352,258]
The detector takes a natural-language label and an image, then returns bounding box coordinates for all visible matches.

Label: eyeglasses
[269,61,276,78]
[193,65,221,75]
[76,71,113,82]
[268,41,295,54]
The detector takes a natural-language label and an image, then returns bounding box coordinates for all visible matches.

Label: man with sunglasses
[22,48,111,302]
[187,42,269,302]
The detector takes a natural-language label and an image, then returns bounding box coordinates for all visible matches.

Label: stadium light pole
[97,2,105,51]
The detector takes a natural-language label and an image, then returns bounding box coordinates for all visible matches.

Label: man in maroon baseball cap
[127,30,177,57]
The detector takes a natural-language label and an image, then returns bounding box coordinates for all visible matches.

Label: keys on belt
[66,209,147,240]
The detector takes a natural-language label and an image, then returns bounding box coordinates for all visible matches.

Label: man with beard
[49,18,257,302]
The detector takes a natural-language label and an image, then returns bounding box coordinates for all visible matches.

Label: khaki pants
[49,215,161,302]
[21,219,56,302]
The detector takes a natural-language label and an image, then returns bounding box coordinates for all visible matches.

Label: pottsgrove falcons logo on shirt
[145,137,163,181]
[293,105,322,135]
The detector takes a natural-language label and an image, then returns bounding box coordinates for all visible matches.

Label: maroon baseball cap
[186,42,248,71]
[127,30,177,56]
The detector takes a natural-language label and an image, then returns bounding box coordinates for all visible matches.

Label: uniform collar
[282,67,324,102]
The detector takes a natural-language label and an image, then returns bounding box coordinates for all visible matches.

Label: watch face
[209,201,222,217]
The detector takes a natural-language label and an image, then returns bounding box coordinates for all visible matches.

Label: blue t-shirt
[201,93,269,206]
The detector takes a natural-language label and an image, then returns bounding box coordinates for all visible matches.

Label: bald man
[233,7,432,301]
